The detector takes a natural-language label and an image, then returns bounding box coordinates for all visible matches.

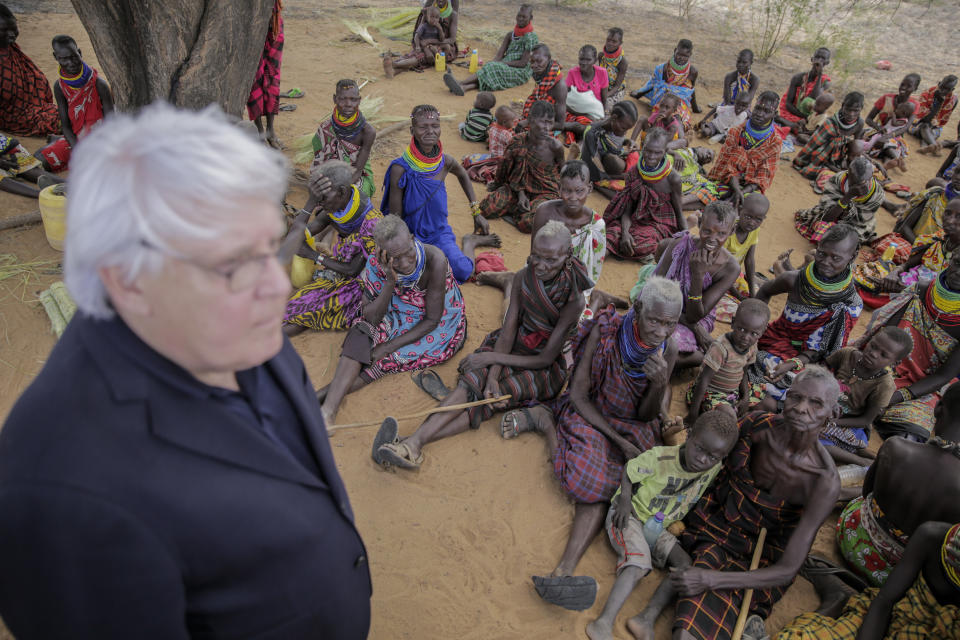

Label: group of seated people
[5,0,960,637]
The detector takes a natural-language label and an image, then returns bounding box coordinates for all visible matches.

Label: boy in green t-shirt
[585,411,739,640]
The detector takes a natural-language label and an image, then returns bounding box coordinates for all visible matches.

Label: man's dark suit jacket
[0,314,371,639]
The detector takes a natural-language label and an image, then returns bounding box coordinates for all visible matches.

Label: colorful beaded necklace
[637,153,672,182]
[402,137,444,177]
[925,271,960,326]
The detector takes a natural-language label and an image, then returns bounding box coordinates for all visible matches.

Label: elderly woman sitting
[372,220,593,470]
[284,160,382,335]
[499,276,682,609]
[318,215,467,424]
[794,156,885,245]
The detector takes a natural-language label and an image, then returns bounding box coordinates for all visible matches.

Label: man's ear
[98,265,152,317]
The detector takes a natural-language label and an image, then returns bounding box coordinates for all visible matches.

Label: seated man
[630,39,701,130]
[37,35,113,172]
[382,104,500,283]
[630,367,840,640]
[477,100,562,233]
[317,215,467,424]
[777,520,960,640]
[372,221,592,470]
[748,223,862,406]
[828,382,960,595]
[708,90,782,209]
[442,4,536,94]
[499,277,682,611]
[0,5,59,136]
[309,79,376,198]
[603,127,684,261]
[911,74,958,155]
[858,248,960,440]
[651,201,740,368]
[521,44,568,135]
[775,47,831,134]
[283,160,382,335]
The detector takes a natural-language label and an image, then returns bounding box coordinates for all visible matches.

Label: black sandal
[411,370,451,401]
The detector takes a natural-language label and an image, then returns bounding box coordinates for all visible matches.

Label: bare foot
[382,56,395,79]
[265,130,283,150]
[771,248,794,276]
[585,619,613,640]
[626,611,656,640]
[590,288,629,310]
[475,270,514,290]
[462,232,502,256]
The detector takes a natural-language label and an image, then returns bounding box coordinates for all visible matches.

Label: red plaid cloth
[0,44,59,136]
[915,85,958,127]
[674,412,805,639]
[707,123,781,193]
[460,259,591,427]
[793,116,861,179]
[522,59,563,119]
[247,0,284,120]
[478,131,561,233]
[549,306,662,503]
[602,169,679,260]
[487,123,515,157]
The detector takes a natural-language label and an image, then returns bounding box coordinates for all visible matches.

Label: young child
[819,327,912,467]
[795,92,834,144]
[633,93,685,149]
[0,134,63,198]
[598,28,628,112]
[697,91,751,143]
[724,192,769,298]
[488,106,518,157]
[459,91,496,143]
[382,6,452,78]
[585,410,740,640]
[580,101,639,185]
[865,100,915,172]
[687,298,770,421]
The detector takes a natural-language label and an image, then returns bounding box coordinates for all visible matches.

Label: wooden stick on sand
[731,526,768,640]
[328,394,513,435]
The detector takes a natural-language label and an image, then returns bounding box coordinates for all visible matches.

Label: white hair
[637,275,683,312]
[793,365,842,404]
[535,219,572,246]
[373,214,411,247]
[64,102,289,319]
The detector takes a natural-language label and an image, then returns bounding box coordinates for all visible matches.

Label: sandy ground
[1,1,958,638]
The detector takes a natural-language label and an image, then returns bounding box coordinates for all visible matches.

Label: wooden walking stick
[731,526,768,640]
[327,394,513,435]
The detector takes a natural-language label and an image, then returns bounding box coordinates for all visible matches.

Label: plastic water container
[642,511,665,546]
[38,184,66,251]
[469,49,479,73]
[435,51,446,72]
[289,227,317,288]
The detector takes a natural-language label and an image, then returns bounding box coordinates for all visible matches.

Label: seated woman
[383,6,456,78]
[894,168,960,243]
[859,198,960,308]
[911,75,958,155]
[777,521,960,640]
[795,156,885,245]
[650,201,739,368]
[318,215,467,424]
[748,224,862,406]
[0,6,59,136]
[793,91,866,179]
[500,277,682,608]
[602,127,685,261]
[578,101,639,197]
[858,249,960,441]
[442,4,536,94]
[776,47,831,135]
[372,221,592,469]
[564,45,608,122]
[284,160,382,335]
[598,28,627,112]
[310,79,376,198]
[864,73,921,138]
[630,39,700,130]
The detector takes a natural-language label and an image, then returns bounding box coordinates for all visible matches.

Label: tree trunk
[69,0,275,115]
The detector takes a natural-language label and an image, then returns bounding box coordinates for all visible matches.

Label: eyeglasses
[140,238,290,293]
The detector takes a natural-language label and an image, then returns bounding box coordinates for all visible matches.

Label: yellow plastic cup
[38,184,67,251]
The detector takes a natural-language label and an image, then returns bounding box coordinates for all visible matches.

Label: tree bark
[69,0,275,115]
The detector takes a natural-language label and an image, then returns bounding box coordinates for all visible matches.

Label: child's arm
[737,363,751,416]
[832,382,893,429]
[413,28,424,52]
[612,466,635,531]
[744,244,757,298]
[666,121,687,150]
[696,105,718,130]
[721,71,735,105]
[687,364,717,423]
[689,67,701,113]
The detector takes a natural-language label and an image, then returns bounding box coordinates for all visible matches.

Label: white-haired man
[0,103,371,639]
